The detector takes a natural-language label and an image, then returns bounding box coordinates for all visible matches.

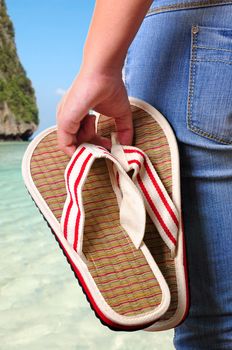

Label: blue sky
[5,0,95,134]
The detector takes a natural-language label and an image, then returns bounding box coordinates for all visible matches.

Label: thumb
[114,107,133,146]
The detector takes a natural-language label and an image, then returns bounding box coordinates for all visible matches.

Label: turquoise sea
[0,142,174,350]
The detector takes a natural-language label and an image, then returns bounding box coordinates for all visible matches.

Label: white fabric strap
[111,135,180,257]
[60,143,147,263]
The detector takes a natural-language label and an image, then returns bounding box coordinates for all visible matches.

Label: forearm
[81,0,153,75]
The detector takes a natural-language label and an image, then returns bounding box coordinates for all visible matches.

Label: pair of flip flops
[22,97,189,332]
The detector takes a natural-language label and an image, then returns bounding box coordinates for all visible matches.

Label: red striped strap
[111,139,180,257]
[60,143,147,263]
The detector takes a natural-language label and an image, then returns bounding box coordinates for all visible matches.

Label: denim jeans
[122,1,232,349]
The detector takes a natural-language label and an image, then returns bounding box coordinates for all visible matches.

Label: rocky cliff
[0,0,39,140]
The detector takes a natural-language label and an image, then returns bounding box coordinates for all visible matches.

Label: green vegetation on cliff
[0,0,39,125]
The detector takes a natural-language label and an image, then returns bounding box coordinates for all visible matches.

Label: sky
[5,0,95,134]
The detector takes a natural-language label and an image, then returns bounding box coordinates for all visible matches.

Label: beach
[0,142,174,350]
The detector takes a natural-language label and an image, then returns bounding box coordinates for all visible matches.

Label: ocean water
[0,142,175,350]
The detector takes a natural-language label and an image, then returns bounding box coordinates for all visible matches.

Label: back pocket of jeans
[187,24,232,144]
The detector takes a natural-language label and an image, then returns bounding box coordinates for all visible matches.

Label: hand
[56,69,133,157]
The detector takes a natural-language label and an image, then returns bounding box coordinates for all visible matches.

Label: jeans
[122,1,232,349]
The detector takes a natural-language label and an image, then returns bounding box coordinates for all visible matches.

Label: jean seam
[186,25,232,145]
[145,0,232,16]
[187,26,198,141]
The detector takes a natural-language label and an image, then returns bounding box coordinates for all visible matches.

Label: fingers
[57,107,133,157]
[75,114,97,145]
[57,128,78,157]
[57,112,111,157]
[56,91,89,156]
[76,114,112,149]
[57,115,81,157]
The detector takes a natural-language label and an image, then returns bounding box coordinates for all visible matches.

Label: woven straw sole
[22,100,179,330]
[96,97,189,331]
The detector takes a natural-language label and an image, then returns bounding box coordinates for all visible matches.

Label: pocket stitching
[187,25,232,144]
[193,44,232,53]
[195,58,232,64]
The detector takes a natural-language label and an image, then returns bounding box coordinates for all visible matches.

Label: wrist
[81,42,126,77]
[79,59,124,81]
